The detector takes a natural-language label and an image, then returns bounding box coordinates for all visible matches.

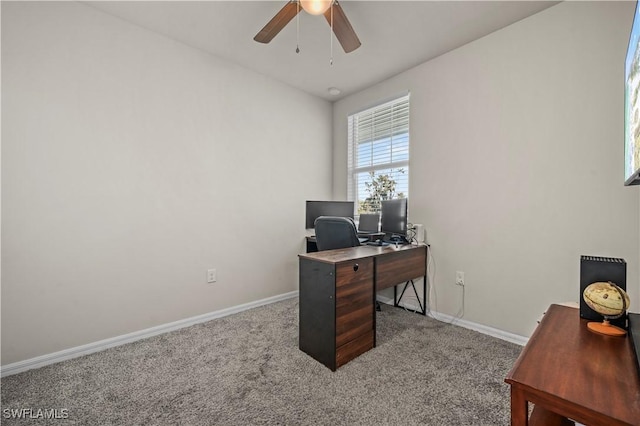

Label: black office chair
[314,216,361,251]
[314,216,383,312]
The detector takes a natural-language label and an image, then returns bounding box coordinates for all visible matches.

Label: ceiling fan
[254,0,361,53]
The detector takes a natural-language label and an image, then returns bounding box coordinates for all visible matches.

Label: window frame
[347,94,410,215]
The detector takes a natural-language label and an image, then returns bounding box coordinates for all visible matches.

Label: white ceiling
[87,1,559,101]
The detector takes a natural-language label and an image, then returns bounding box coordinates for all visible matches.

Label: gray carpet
[1,298,522,425]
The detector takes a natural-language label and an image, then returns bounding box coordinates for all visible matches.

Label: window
[348,94,410,214]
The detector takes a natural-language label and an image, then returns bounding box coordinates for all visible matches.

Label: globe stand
[584,281,629,338]
[586,318,627,337]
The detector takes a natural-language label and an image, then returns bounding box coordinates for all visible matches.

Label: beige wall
[333,1,640,337]
[1,2,333,365]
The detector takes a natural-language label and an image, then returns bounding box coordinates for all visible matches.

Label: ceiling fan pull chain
[329,1,333,65]
[296,0,300,53]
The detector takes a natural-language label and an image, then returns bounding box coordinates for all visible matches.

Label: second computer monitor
[380,198,408,236]
[358,213,380,233]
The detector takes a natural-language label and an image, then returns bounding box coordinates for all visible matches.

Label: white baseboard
[1,291,299,378]
[377,296,529,346]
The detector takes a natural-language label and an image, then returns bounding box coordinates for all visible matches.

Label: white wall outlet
[207,269,217,283]
[455,271,465,286]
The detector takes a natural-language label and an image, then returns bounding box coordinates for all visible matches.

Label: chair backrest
[358,213,380,233]
[314,216,361,251]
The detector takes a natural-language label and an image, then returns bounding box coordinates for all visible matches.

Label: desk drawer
[336,330,374,368]
[336,277,372,311]
[336,258,374,288]
[336,262,374,348]
[336,317,373,347]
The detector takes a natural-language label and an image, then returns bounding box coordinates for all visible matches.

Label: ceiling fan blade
[254,1,301,44]
[323,1,361,53]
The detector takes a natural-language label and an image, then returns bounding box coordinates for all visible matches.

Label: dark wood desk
[505,304,640,426]
[298,244,427,370]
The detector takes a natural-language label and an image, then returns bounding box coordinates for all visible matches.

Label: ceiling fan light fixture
[300,0,332,16]
[254,0,360,54]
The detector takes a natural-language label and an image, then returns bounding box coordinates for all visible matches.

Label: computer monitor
[380,198,408,237]
[305,201,355,229]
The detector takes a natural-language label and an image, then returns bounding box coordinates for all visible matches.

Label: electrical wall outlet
[455,271,465,286]
[207,269,217,283]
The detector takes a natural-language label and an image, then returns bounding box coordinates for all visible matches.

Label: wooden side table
[505,304,640,426]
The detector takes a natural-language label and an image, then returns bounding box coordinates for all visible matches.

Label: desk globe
[583,281,631,337]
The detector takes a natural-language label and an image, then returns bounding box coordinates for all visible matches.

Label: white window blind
[348,94,410,214]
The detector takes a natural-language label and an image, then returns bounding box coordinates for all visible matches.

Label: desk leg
[393,285,397,307]
[510,387,528,426]
[395,279,427,315]
[422,274,427,316]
